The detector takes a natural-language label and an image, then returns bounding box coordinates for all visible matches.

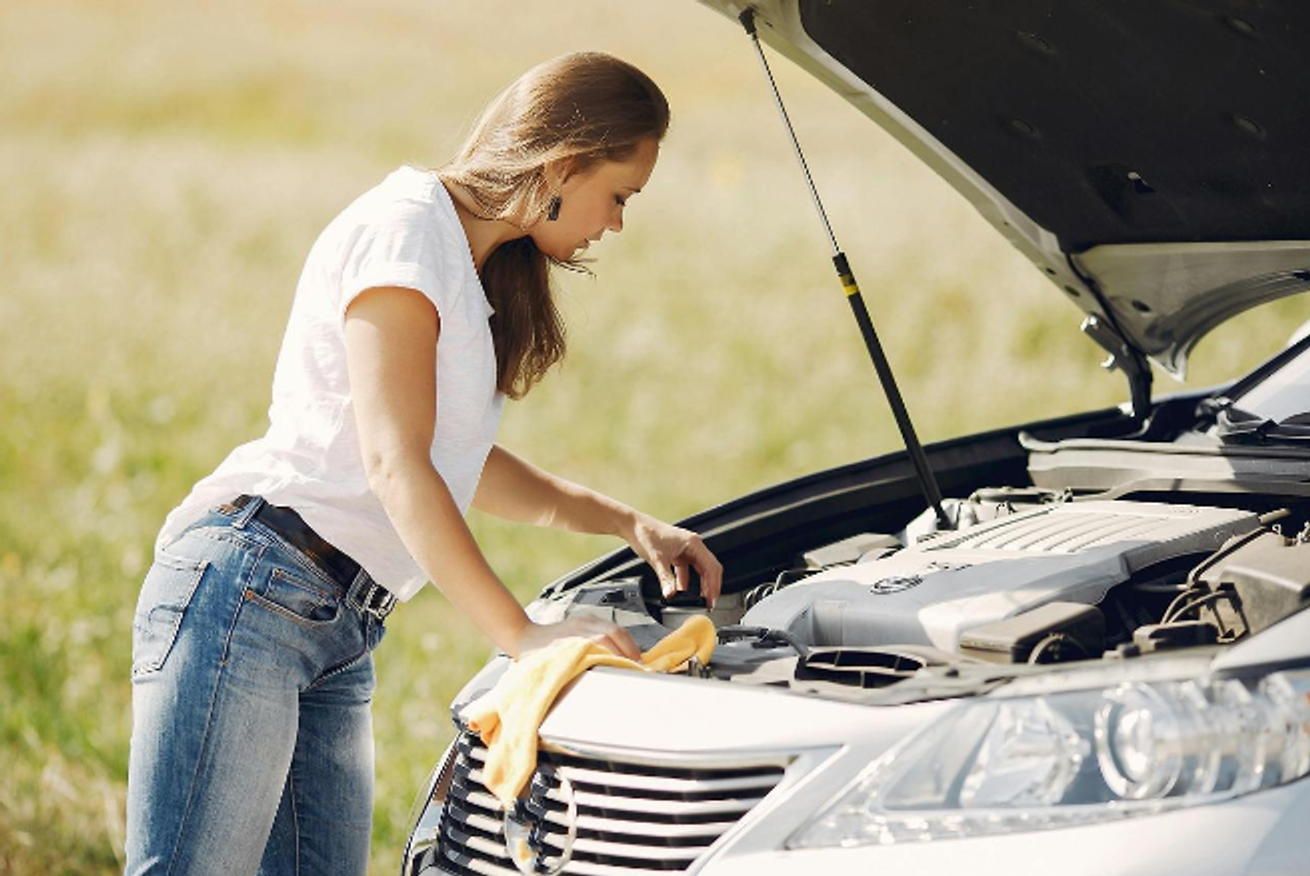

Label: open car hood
[699,1,1310,377]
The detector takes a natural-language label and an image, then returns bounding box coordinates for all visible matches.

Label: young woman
[125,52,723,876]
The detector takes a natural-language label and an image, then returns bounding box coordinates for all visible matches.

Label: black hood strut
[739,8,951,530]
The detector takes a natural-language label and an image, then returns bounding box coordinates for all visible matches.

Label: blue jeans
[125,498,387,876]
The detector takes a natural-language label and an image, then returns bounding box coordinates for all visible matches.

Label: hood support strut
[740,8,950,530]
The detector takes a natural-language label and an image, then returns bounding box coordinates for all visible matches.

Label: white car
[403,2,1310,875]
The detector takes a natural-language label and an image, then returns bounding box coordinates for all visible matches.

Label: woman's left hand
[626,515,723,606]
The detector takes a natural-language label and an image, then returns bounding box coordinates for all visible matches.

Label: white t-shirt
[158,167,505,601]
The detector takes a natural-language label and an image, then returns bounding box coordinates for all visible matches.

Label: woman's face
[530,138,659,261]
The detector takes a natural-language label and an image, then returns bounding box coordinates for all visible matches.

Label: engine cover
[740,500,1260,652]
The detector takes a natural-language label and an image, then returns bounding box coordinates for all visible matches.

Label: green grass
[4,0,1310,873]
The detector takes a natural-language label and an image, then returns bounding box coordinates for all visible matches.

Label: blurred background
[4,0,1309,873]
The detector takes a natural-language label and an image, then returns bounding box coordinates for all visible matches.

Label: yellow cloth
[461,615,716,808]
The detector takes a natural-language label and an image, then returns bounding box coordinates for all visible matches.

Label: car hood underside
[698,0,1310,376]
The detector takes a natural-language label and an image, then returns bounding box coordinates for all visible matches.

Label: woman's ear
[543,156,578,191]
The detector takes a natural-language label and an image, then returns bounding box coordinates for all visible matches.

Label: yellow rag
[461,615,716,808]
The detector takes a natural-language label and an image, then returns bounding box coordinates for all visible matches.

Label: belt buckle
[355,578,396,621]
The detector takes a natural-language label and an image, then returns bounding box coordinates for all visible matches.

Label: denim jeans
[125,497,387,876]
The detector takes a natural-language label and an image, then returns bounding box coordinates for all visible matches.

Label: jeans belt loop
[230,494,265,530]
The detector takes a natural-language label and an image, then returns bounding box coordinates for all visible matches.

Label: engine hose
[743,568,814,610]
[1028,633,1091,665]
[1163,589,1231,625]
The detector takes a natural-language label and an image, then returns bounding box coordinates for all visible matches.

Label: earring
[546,195,561,221]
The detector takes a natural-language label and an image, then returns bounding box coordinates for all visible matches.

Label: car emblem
[870,574,923,594]
[503,768,577,876]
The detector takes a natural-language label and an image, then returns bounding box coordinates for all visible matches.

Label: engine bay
[738,498,1259,652]
[545,488,1310,702]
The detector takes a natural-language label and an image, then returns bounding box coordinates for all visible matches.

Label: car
[402,2,1310,875]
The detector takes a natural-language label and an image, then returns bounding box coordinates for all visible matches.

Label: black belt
[231,495,397,620]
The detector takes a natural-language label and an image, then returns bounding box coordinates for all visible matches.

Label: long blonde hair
[440,52,670,399]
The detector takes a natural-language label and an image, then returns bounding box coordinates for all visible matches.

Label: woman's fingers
[674,562,691,595]
[603,627,642,661]
[695,547,724,606]
[570,616,642,661]
[638,526,721,604]
[659,569,678,601]
[671,538,723,606]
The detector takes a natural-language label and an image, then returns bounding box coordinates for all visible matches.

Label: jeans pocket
[132,552,208,678]
[246,565,341,626]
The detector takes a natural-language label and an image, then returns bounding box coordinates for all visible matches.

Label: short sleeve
[337,190,460,325]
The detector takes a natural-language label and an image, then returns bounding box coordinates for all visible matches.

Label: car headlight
[790,669,1310,848]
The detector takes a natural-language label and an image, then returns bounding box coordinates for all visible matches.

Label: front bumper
[404,667,1310,876]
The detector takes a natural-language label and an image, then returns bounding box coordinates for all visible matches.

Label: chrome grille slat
[543,785,765,816]
[461,769,765,822]
[439,825,515,873]
[464,860,515,876]
[458,735,776,782]
[449,829,511,861]
[537,858,682,876]
[553,763,780,795]
[537,833,699,862]
[437,735,785,875]
[445,801,503,835]
[467,764,778,798]
[443,853,517,876]
[441,834,686,876]
[453,787,736,842]
[458,787,511,815]
[543,809,736,839]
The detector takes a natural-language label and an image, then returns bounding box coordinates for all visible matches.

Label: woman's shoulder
[354,166,447,223]
[324,167,464,258]
[313,167,475,317]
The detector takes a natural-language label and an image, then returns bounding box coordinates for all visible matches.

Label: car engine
[740,499,1258,653]
[540,490,1310,701]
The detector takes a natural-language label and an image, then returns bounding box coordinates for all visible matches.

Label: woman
[125,52,723,876]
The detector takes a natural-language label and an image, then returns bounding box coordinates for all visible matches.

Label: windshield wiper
[1214,403,1310,446]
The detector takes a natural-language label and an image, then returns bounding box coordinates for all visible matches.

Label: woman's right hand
[514,616,642,662]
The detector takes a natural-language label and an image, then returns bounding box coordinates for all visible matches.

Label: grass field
[4,1,1310,873]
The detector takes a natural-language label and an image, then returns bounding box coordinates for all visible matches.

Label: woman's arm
[344,286,639,659]
[474,445,724,605]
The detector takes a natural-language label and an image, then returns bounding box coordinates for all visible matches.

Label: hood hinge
[1082,314,1153,424]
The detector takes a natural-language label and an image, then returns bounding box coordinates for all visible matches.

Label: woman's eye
[615,196,627,207]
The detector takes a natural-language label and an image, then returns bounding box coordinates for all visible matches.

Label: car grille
[436,733,786,876]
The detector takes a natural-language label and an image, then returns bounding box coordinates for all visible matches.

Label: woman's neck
[441,180,527,272]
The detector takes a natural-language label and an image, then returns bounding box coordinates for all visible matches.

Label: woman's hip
[132,497,386,691]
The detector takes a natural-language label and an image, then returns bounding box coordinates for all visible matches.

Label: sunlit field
[4,1,1309,873]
